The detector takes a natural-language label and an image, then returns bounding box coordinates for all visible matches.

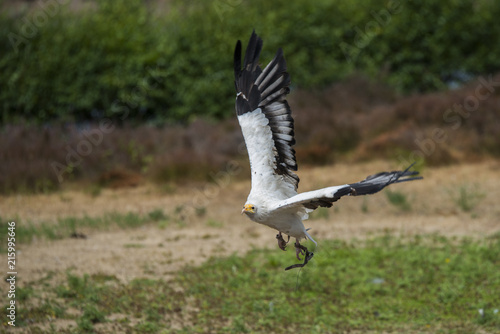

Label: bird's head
[241,204,256,215]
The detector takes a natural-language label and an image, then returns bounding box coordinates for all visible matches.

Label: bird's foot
[294,240,307,260]
[276,232,290,251]
[285,240,314,271]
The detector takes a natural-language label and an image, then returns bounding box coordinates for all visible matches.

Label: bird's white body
[238,109,312,241]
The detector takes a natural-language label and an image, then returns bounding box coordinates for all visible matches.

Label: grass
[310,207,330,220]
[148,208,169,222]
[385,190,412,212]
[361,197,369,213]
[449,184,486,212]
[206,219,224,228]
[0,208,168,251]
[10,234,500,333]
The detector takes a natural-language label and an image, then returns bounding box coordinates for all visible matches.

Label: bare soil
[1,160,499,290]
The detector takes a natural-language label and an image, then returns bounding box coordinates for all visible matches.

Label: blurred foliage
[1,0,500,123]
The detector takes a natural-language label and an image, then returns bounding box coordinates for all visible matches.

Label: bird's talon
[295,248,305,261]
[276,232,290,251]
[294,240,308,261]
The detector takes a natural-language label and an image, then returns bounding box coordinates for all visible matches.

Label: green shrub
[1,0,500,123]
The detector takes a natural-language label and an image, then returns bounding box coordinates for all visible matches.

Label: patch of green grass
[385,190,411,212]
[361,197,369,213]
[85,184,102,198]
[174,234,500,333]
[77,304,106,332]
[195,206,207,217]
[56,273,93,300]
[148,208,168,222]
[206,219,224,228]
[91,273,118,283]
[309,207,329,220]
[158,182,177,194]
[449,184,485,212]
[0,208,173,250]
[16,300,66,327]
[135,320,160,333]
[13,234,500,333]
[112,212,144,229]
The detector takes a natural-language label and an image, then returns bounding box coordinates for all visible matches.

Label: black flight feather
[298,164,422,210]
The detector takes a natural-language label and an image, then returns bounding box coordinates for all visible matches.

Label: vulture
[234,31,422,270]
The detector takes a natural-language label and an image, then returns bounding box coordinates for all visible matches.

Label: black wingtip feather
[234,40,242,81]
[242,31,262,73]
[349,164,422,196]
[234,32,264,114]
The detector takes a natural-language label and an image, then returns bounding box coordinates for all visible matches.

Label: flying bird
[234,31,422,270]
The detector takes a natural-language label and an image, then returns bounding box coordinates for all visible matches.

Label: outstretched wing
[273,165,422,211]
[235,31,298,198]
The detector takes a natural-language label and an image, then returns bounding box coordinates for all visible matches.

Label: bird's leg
[295,239,307,260]
[276,232,290,251]
[285,239,314,271]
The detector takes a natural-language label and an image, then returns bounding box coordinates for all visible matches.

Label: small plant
[159,183,177,194]
[56,273,90,299]
[148,209,167,222]
[77,304,106,332]
[195,206,207,217]
[113,212,143,228]
[385,190,411,212]
[34,178,58,194]
[174,205,184,215]
[86,184,102,198]
[135,320,161,333]
[449,184,485,212]
[206,219,223,228]
[361,197,369,213]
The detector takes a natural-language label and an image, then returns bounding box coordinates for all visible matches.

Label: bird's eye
[251,206,255,210]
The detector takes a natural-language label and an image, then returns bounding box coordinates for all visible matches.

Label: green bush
[1,0,164,123]
[1,0,500,123]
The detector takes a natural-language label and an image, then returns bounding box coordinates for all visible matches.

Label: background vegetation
[1,0,500,193]
[2,0,500,123]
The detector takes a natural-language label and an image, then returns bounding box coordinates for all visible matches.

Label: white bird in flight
[234,31,422,270]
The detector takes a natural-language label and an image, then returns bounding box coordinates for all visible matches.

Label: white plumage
[234,31,422,269]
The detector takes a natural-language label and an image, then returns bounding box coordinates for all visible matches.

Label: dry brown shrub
[1,74,500,192]
[99,168,142,189]
[291,75,394,165]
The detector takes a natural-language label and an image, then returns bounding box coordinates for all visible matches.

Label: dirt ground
[1,160,499,290]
